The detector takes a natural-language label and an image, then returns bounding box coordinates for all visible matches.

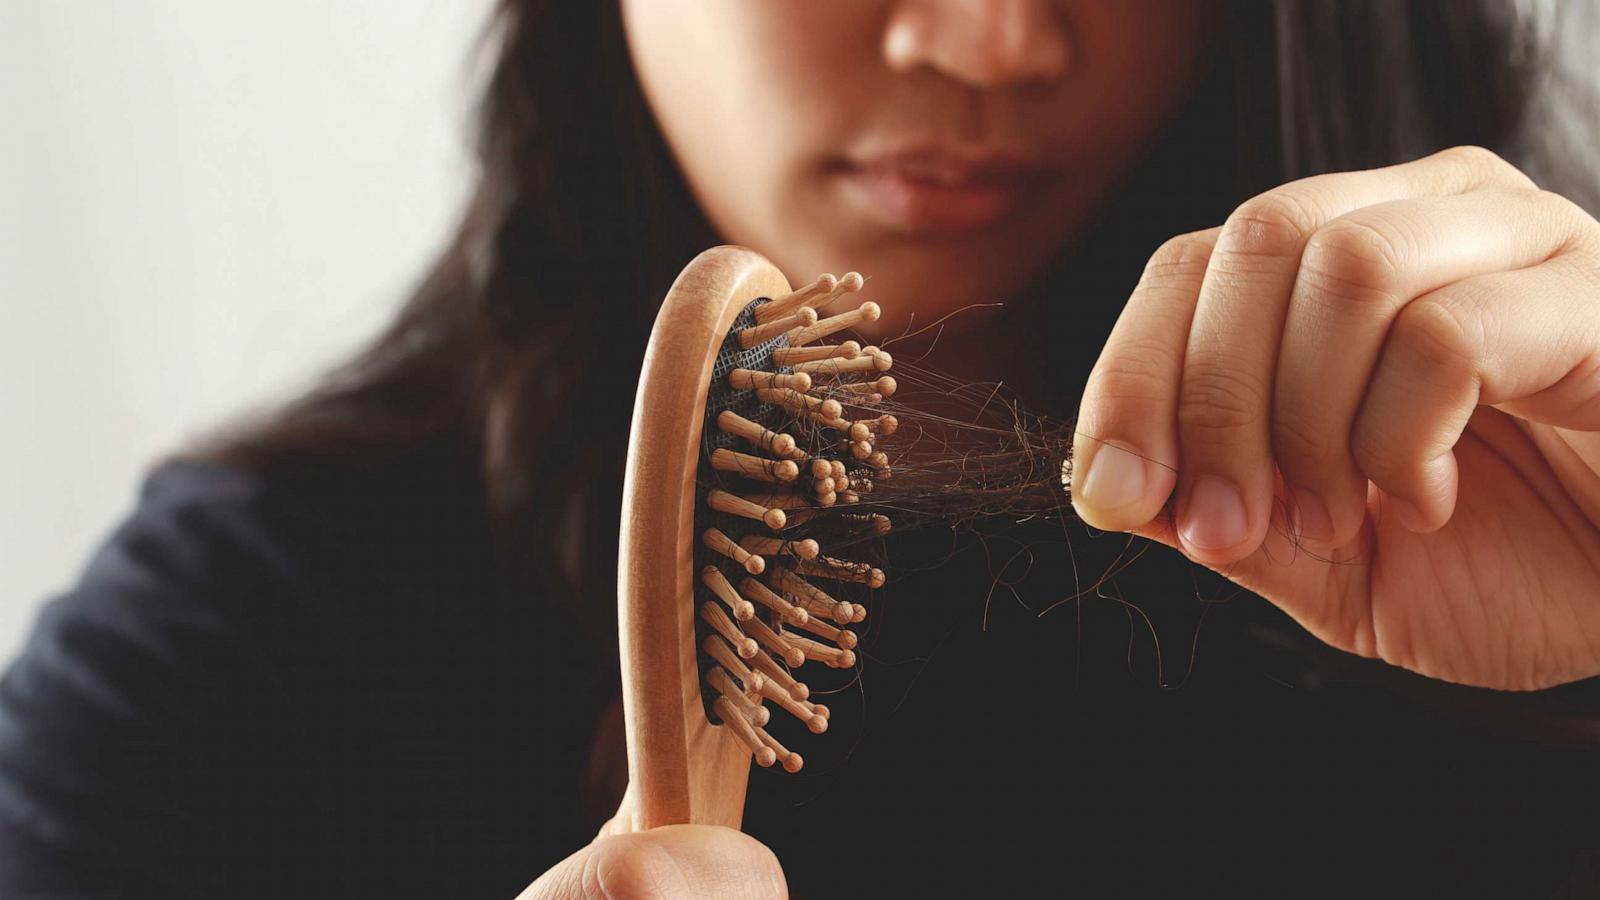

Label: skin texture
[1071,146,1600,692]
[517,825,786,900]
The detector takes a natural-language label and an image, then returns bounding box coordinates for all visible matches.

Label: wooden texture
[616,246,792,831]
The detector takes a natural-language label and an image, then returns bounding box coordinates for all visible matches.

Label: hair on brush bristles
[695,271,887,771]
[692,271,1080,774]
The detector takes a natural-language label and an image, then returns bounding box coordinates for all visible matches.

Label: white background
[1,2,492,660]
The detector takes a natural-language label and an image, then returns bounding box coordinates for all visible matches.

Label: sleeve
[0,462,330,899]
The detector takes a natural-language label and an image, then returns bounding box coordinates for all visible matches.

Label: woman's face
[621,1,1213,335]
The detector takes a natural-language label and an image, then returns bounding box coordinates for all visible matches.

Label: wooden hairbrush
[615,246,895,831]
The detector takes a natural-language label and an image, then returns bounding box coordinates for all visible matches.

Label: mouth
[831,146,1062,236]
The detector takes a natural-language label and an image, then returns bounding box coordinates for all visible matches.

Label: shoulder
[0,452,503,892]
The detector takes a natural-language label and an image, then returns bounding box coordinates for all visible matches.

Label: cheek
[622,2,875,251]
[1067,2,1211,164]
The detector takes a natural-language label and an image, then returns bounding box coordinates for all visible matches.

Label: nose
[882,0,1070,88]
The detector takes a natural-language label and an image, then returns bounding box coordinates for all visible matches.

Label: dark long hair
[194,1,1571,636]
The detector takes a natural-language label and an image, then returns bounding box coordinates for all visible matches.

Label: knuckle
[1534,187,1585,222]
[1533,188,1594,251]
[1392,296,1482,376]
[1142,230,1217,282]
[1299,218,1407,302]
[1350,420,1408,484]
[1179,364,1269,437]
[1084,347,1177,416]
[1218,192,1321,261]
[1272,405,1343,471]
[1440,144,1534,189]
[588,838,682,899]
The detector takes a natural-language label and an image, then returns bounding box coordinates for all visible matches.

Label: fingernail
[1076,443,1149,512]
[1289,487,1333,543]
[1179,474,1248,550]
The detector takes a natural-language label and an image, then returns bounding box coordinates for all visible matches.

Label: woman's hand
[518,823,785,899]
[1071,145,1600,691]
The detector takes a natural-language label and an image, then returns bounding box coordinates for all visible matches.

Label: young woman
[6,2,1600,897]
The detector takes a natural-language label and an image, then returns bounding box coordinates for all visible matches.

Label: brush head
[617,247,894,833]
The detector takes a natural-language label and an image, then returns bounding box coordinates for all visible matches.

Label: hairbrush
[614,246,899,831]
[613,246,1076,833]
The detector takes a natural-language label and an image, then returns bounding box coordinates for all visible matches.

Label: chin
[753,219,1059,340]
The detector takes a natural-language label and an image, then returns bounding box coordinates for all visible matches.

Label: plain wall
[1,2,491,660]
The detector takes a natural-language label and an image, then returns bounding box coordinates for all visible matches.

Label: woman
[6,2,1600,896]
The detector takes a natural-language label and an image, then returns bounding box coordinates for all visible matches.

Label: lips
[835,147,1061,235]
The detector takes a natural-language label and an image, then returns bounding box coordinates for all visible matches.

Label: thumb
[517,824,787,900]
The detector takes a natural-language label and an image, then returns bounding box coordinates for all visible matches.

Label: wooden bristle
[848,440,873,461]
[728,368,812,392]
[807,271,865,315]
[759,677,828,733]
[774,569,854,625]
[707,488,786,531]
[742,614,806,668]
[703,529,765,576]
[864,346,893,368]
[841,376,897,397]
[794,613,859,649]
[830,460,847,481]
[717,410,797,457]
[706,667,769,727]
[786,632,856,669]
[739,536,821,560]
[806,410,852,431]
[812,482,837,507]
[703,635,763,694]
[860,415,898,436]
[740,575,810,626]
[757,387,842,421]
[700,601,758,658]
[850,603,868,623]
[791,354,891,378]
[797,557,886,589]
[739,306,818,349]
[755,726,804,773]
[711,447,799,484]
[772,341,861,365]
[700,564,757,620]
[786,302,881,347]
[754,274,837,324]
[748,649,809,702]
[714,697,778,767]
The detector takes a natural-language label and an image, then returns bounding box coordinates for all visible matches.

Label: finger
[1353,252,1600,533]
[1172,146,1532,565]
[1273,187,1590,545]
[1072,228,1218,531]
[519,825,787,900]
